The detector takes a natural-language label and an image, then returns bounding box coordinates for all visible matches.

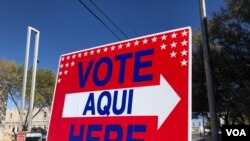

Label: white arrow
[62,75,180,129]
[133,75,180,128]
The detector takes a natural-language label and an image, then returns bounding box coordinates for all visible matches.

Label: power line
[110,0,139,36]
[78,0,122,40]
[89,0,129,39]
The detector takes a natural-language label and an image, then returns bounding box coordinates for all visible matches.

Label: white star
[71,62,75,66]
[103,47,108,52]
[57,79,61,83]
[181,30,188,36]
[181,40,188,46]
[171,32,177,38]
[152,36,157,42]
[160,44,167,50]
[90,50,94,55]
[181,49,188,56]
[59,71,62,76]
[61,57,65,61]
[84,52,88,56]
[65,63,69,67]
[134,40,139,46]
[111,46,115,51]
[60,64,64,68]
[170,51,177,58]
[78,53,82,58]
[143,38,148,44]
[72,54,76,59]
[97,49,101,53]
[181,59,188,66]
[64,70,68,75]
[171,42,177,48]
[126,42,131,48]
[67,56,70,60]
[118,44,123,49]
[161,35,167,40]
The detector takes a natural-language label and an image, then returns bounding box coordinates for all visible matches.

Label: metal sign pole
[199,0,219,141]
[27,27,40,132]
[19,26,40,132]
[19,27,31,131]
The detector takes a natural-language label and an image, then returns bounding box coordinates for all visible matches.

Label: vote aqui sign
[47,27,192,141]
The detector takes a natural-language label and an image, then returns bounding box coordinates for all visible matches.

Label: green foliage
[0,59,18,121]
[192,0,250,125]
[210,0,250,125]
[0,58,55,126]
[0,59,18,91]
[192,31,208,119]
[0,59,20,110]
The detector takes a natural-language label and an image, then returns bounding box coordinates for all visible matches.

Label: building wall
[1,107,51,141]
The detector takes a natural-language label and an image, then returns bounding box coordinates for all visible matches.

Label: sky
[1,0,224,109]
[0,0,224,71]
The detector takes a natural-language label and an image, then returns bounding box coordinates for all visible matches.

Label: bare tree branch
[22,107,30,131]
[8,90,20,114]
[32,97,48,119]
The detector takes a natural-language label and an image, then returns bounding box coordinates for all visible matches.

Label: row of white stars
[58,30,189,83]
[160,40,188,50]
[61,30,188,61]
[57,68,70,83]
[60,61,75,69]
[170,50,188,66]
[58,60,75,83]
[59,48,188,70]
[169,49,188,58]
[61,39,188,60]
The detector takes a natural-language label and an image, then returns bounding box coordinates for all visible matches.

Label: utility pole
[199,0,219,141]
[19,26,40,132]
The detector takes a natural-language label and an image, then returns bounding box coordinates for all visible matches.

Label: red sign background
[47,27,191,141]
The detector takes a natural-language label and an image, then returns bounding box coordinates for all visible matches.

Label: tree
[0,59,18,125]
[210,0,250,125]
[0,58,56,130]
[192,0,250,125]
[192,31,209,120]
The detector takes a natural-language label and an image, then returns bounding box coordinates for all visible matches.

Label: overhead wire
[110,0,139,36]
[89,0,129,39]
[78,0,122,40]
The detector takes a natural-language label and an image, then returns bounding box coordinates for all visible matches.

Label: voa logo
[226,129,246,136]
